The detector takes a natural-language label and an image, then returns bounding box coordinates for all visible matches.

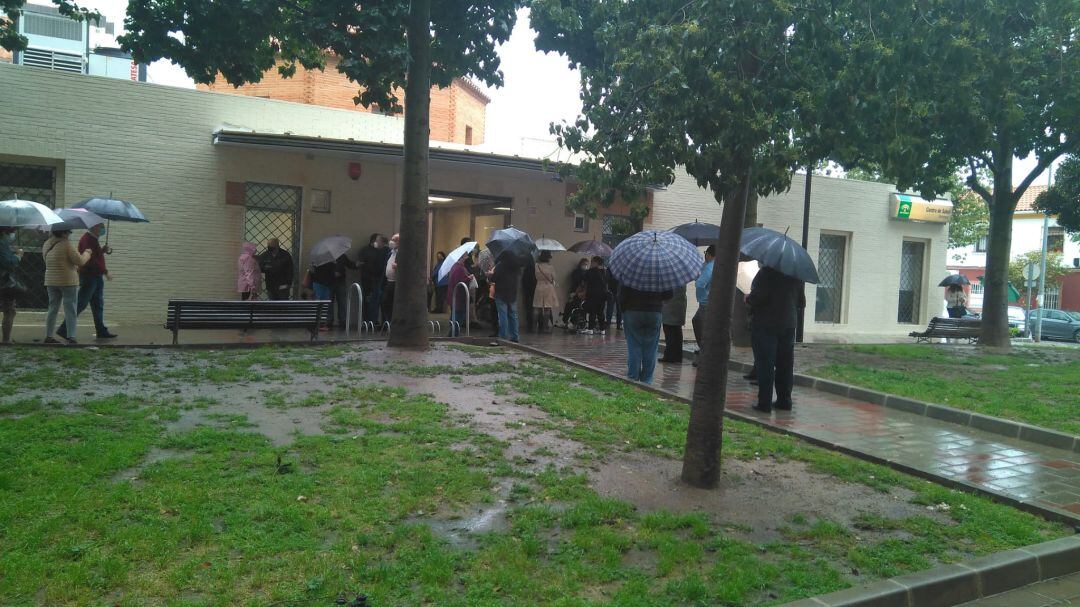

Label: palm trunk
[979,165,1016,349]
[388,0,432,350]
[681,168,750,488]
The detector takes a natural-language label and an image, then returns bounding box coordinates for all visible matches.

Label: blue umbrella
[669,220,721,246]
[608,230,701,292]
[739,227,819,284]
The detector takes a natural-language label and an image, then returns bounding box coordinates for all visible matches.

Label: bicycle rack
[451,281,471,337]
[428,320,442,335]
[381,321,391,334]
[344,282,364,338]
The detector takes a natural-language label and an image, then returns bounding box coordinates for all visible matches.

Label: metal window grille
[897,241,926,323]
[23,12,84,40]
[1044,286,1060,310]
[0,163,56,309]
[243,183,302,300]
[601,215,637,248]
[970,282,984,295]
[815,234,846,323]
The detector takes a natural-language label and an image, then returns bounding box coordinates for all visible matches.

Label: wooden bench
[165,299,330,344]
[909,316,982,344]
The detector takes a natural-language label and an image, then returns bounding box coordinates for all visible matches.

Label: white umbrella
[34,208,106,232]
[535,236,567,251]
[736,261,759,295]
[0,198,64,228]
[438,241,478,282]
[309,235,352,267]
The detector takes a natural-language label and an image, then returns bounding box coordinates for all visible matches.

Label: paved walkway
[957,572,1080,606]
[519,331,1080,524]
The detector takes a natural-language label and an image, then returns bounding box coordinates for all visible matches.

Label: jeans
[71,274,107,334]
[449,306,467,337]
[623,310,662,384]
[495,297,519,342]
[752,325,796,408]
[46,285,78,339]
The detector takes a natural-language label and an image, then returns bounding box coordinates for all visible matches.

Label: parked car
[1007,306,1028,336]
[1026,308,1080,342]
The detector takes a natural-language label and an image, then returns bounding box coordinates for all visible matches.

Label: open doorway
[427,190,512,268]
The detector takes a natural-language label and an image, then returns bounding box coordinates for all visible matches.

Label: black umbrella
[486,227,538,264]
[669,220,721,246]
[739,227,819,284]
[567,239,613,257]
[71,195,148,248]
[938,274,971,287]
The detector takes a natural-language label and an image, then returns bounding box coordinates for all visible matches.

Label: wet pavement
[518,330,1080,525]
[957,572,1080,607]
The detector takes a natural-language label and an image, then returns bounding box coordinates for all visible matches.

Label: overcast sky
[77,2,1052,188]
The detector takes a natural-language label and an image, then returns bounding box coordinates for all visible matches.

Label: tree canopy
[1035,156,1080,236]
[833,0,1079,347]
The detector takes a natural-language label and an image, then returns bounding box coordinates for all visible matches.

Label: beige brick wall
[647,171,949,339]
[0,64,588,325]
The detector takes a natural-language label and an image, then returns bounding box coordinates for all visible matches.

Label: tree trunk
[979,166,1016,349]
[730,191,757,348]
[388,0,432,350]
[681,168,750,488]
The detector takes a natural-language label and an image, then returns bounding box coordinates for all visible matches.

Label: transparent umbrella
[309,235,353,267]
[0,197,64,228]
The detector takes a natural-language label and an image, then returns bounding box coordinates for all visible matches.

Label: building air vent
[20,48,83,73]
[22,12,83,41]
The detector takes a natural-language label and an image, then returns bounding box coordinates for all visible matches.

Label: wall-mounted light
[493,207,512,211]
[428,196,454,203]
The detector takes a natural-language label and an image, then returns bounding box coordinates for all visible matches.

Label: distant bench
[909,316,982,344]
[165,299,330,345]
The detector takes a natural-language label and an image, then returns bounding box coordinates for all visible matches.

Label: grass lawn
[0,344,1070,607]
[802,344,1080,435]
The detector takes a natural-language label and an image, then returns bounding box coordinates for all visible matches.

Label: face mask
[374,242,383,249]
[388,241,398,250]
[98,228,106,238]
[580,265,588,270]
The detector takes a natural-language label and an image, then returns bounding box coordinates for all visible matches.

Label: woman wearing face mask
[0,228,24,344]
[43,228,91,344]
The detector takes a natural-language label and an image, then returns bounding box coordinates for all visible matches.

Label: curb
[718,356,1080,455]
[505,341,1080,526]
[778,535,1080,607]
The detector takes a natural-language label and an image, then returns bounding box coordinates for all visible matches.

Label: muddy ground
[2,343,942,546]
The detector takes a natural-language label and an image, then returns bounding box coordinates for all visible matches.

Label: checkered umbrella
[608,230,701,292]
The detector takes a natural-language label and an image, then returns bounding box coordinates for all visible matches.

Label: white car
[1008,307,1028,336]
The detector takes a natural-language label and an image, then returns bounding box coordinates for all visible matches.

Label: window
[1048,227,1065,253]
[898,241,926,323]
[243,183,303,299]
[1044,286,1060,311]
[0,162,56,309]
[970,282,984,295]
[975,235,988,252]
[815,233,847,323]
[601,215,638,248]
[573,213,588,232]
[23,12,84,41]
[465,126,473,145]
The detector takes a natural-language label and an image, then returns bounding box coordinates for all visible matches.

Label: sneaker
[97,331,118,339]
[43,337,65,345]
[600,330,606,335]
[751,403,773,414]
[583,329,593,335]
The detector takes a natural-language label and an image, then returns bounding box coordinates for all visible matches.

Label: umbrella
[0,197,64,228]
[739,227,820,284]
[33,208,106,232]
[486,227,538,264]
[736,261,759,295]
[309,235,352,267]
[535,236,567,251]
[71,196,148,223]
[567,239,613,257]
[71,196,148,248]
[670,220,721,246]
[938,274,971,287]
[608,230,702,292]
[438,240,478,282]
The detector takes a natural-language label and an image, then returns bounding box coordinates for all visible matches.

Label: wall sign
[889,193,952,223]
[311,189,331,213]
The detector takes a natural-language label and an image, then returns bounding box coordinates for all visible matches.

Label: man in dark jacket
[491,257,523,342]
[746,266,806,413]
[583,256,609,333]
[357,233,388,323]
[259,238,294,300]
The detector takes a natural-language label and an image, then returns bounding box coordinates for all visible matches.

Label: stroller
[561,290,589,333]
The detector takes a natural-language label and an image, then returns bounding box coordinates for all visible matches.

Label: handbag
[0,272,26,297]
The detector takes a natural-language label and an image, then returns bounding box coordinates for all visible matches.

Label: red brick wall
[1060,270,1080,312]
[0,46,12,63]
[197,56,488,145]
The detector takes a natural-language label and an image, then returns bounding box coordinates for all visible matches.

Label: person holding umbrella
[740,227,818,413]
[58,222,117,340]
[533,250,559,333]
[43,228,91,344]
[491,257,523,342]
[0,227,23,344]
[608,231,699,384]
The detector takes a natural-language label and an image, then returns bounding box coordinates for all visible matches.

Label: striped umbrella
[608,230,701,292]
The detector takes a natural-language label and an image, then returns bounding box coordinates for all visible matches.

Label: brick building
[197,56,489,145]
